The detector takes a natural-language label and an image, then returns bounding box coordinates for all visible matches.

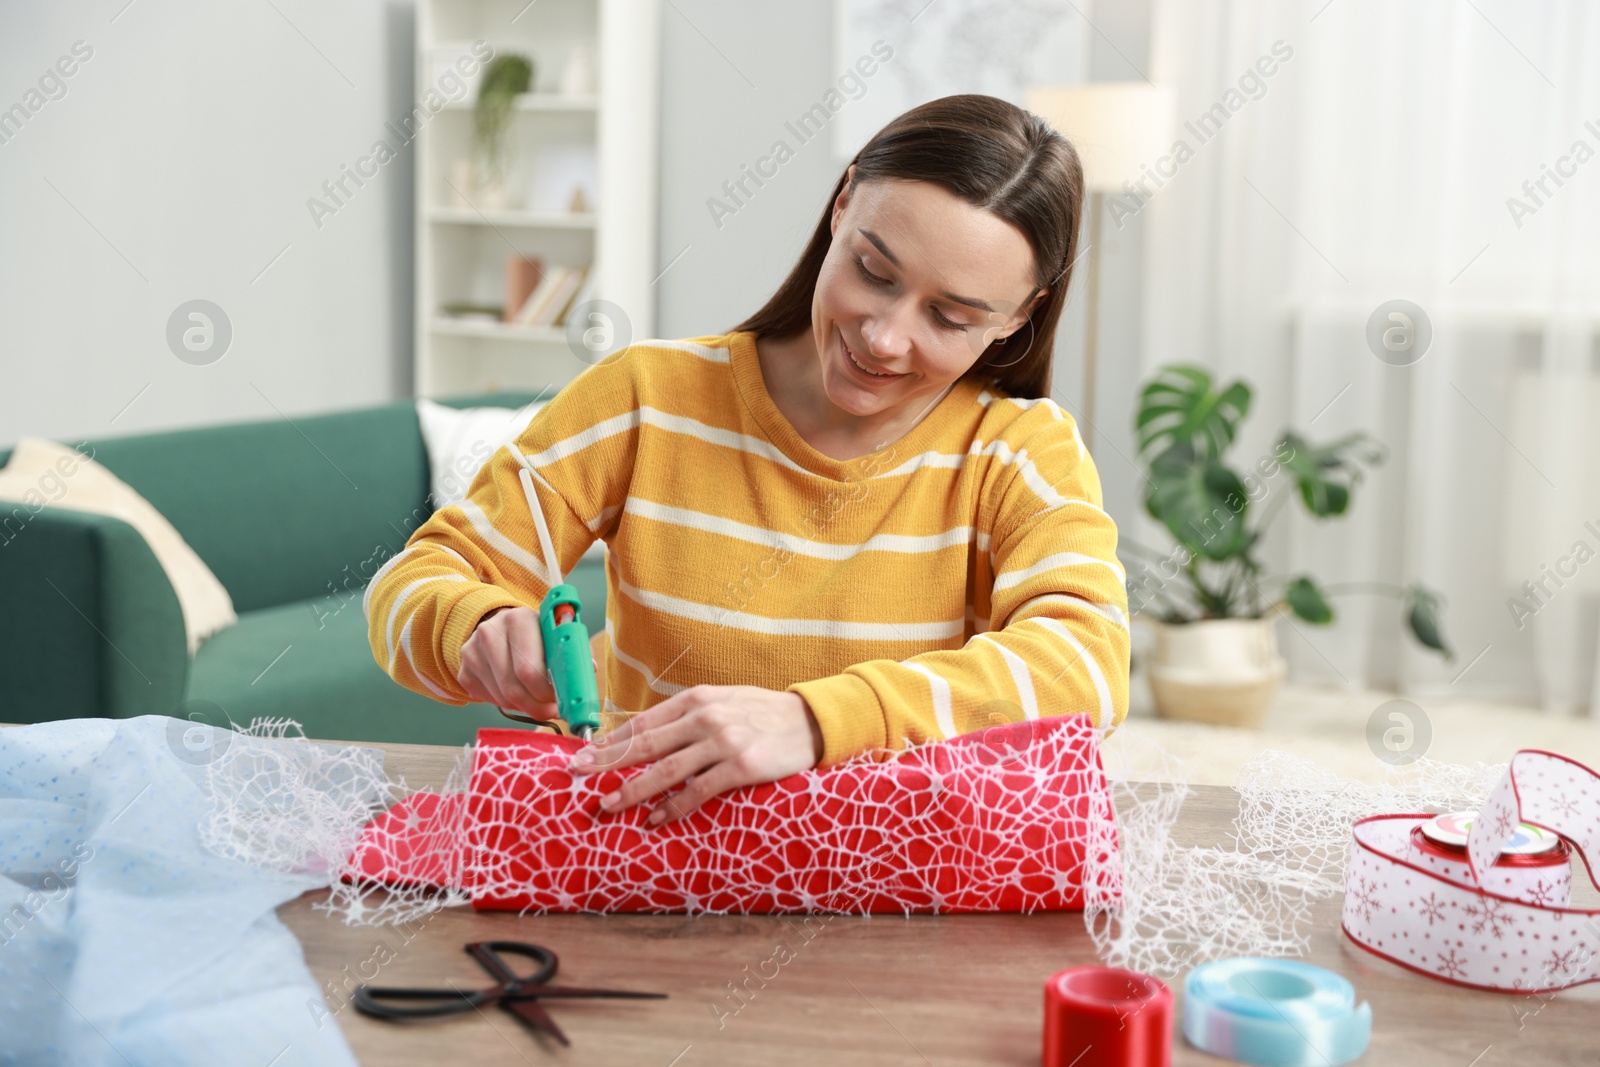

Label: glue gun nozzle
[574,724,595,742]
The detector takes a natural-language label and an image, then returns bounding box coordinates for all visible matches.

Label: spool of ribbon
[1182,958,1370,1067]
[1042,965,1172,1067]
[1343,748,1600,993]
[1407,811,1570,907]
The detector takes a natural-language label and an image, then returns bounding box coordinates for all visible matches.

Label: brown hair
[730,94,1085,400]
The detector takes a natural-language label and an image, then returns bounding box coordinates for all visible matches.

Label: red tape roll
[1043,966,1173,1067]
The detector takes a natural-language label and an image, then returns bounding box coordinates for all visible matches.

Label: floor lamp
[1025,84,1172,449]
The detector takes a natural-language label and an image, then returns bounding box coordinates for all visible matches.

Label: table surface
[277,738,1600,1066]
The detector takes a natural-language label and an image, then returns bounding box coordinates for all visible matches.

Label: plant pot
[475,173,512,210]
[1143,615,1286,729]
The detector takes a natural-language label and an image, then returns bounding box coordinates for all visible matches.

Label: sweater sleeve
[788,406,1131,767]
[364,351,639,704]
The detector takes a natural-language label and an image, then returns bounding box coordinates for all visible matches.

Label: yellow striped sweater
[365,330,1130,767]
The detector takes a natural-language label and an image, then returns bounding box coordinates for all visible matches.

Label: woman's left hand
[567,686,823,826]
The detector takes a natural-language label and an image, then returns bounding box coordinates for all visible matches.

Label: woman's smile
[838,327,907,383]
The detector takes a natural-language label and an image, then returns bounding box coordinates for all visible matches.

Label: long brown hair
[730,94,1084,400]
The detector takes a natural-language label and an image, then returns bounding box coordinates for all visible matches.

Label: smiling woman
[365,94,1129,828]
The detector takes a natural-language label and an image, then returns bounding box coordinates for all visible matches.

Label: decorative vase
[472,161,513,210]
[559,44,597,97]
[1143,614,1286,728]
[447,159,475,207]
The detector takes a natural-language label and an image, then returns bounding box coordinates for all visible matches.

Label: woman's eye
[855,257,968,332]
[854,257,891,287]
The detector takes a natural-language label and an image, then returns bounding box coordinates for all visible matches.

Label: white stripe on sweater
[587,503,621,534]
[365,543,476,620]
[1025,616,1113,727]
[1005,396,1066,420]
[994,550,1126,591]
[903,661,957,738]
[875,451,967,478]
[970,439,1086,512]
[459,498,552,586]
[618,578,965,640]
[624,496,975,557]
[1006,592,1129,632]
[971,633,1040,720]
[384,574,467,667]
[395,611,455,701]
[364,546,415,621]
[522,409,641,468]
[521,406,801,475]
[638,338,730,362]
[639,407,811,474]
[1005,397,1086,463]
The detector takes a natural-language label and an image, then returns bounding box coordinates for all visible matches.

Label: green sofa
[0,393,608,746]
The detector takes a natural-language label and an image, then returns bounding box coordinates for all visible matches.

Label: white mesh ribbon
[195,717,469,926]
[198,717,397,878]
[336,715,1117,921]
[1086,739,1506,980]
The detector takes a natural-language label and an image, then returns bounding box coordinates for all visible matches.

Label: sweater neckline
[727,330,979,482]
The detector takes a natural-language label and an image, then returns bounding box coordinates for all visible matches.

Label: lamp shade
[1027,83,1174,192]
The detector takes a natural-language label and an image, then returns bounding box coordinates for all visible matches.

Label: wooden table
[278,740,1600,1066]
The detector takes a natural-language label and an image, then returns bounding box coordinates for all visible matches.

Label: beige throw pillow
[0,437,237,654]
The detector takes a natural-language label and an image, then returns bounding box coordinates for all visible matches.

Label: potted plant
[1123,364,1452,727]
[472,53,534,209]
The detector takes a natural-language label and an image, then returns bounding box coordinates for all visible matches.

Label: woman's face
[811,168,1045,420]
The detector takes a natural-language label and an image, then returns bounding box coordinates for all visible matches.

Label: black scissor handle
[467,941,559,988]
[352,942,558,1021]
[352,984,497,1020]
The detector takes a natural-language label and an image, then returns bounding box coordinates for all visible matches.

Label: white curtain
[1137,0,1600,713]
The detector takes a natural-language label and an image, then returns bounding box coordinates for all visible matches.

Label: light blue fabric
[0,716,362,1066]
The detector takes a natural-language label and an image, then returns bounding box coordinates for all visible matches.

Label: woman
[366,94,1130,827]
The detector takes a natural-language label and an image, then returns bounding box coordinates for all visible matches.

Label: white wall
[0,0,843,446]
[653,0,841,340]
[0,0,417,446]
[0,0,1152,537]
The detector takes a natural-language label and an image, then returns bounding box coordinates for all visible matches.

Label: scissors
[352,940,666,1046]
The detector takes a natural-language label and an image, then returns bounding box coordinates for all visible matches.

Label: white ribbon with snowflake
[1342,749,1600,993]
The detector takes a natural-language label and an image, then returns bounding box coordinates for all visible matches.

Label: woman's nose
[860,302,917,363]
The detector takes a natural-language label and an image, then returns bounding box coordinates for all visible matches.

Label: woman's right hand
[457,606,560,720]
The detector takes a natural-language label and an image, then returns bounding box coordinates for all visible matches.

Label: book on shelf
[547,265,590,328]
[511,266,563,325]
[557,267,599,329]
[512,264,591,328]
[503,255,544,324]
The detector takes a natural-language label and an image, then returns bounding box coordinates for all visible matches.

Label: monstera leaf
[1137,367,1254,560]
[1127,361,1452,661]
[1144,452,1251,560]
[1406,585,1452,660]
[1283,576,1333,623]
[1280,577,1453,660]
[1136,365,1252,465]
[1276,431,1387,518]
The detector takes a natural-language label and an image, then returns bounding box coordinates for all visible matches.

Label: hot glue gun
[496,464,601,741]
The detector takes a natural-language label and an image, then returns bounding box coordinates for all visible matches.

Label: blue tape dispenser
[1183,958,1371,1066]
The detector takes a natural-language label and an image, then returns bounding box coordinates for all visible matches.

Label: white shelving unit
[414,0,660,398]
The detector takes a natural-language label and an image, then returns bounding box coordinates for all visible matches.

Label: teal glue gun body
[538,583,601,740]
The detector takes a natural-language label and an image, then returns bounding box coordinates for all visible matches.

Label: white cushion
[0,438,237,655]
[415,398,546,510]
